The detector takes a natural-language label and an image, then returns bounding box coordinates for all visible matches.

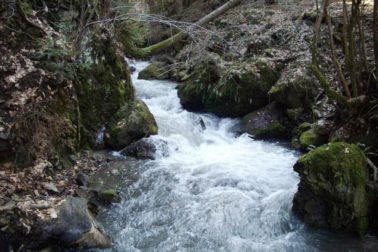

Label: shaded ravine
[94,61,378,252]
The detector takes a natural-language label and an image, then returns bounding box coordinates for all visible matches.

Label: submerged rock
[242,102,289,139]
[120,139,157,160]
[292,142,369,235]
[138,61,171,80]
[105,98,158,149]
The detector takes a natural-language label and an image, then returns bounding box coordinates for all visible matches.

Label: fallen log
[125,0,242,57]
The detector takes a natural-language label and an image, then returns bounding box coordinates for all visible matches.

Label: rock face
[241,102,289,139]
[292,142,369,235]
[138,61,171,80]
[178,54,280,117]
[45,197,112,249]
[105,98,158,149]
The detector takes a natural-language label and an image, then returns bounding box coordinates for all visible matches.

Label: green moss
[105,98,158,149]
[295,142,368,235]
[253,121,287,139]
[74,33,135,147]
[299,127,328,150]
[179,56,281,117]
[268,66,317,109]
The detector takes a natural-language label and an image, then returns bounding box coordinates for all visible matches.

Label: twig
[367,157,378,183]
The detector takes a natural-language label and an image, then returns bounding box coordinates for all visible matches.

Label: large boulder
[45,197,112,249]
[268,59,318,110]
[76,32,135,148]
[241,102,289,139]
[178,54,281,117]
[292,142,369,235]
[105,98,158,149]
[138,61,171,80]
[178,53,221,112]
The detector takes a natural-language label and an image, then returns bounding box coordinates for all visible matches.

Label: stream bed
[94,61,378,252]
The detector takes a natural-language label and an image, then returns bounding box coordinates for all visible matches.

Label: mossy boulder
[291,123,328,150]
[268,60,318,110]
[178,53,221,112]
[178,54,281,117]
[75,32,135,148]
[105,98,158,149]
[242,102,289,139]
[299,128,328,150]
[292,142,369,235]
[138,61,170,80]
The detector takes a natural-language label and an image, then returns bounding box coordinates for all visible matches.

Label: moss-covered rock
[291,122,328,150]
[75,32,135,148]
[178,54,281,117]
[242,102,289,139]
[138,61,170,80]
[105,98,158,149]
[292,142,369,235]
[177,53,221,112]
[268,60,318,110]
[299,128,328,150]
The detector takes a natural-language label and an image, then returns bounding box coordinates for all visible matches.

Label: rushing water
[95,61,378,252]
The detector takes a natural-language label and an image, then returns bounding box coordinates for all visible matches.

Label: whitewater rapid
[95,61,378,252]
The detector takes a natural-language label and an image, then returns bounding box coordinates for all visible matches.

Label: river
[94,61,378,252]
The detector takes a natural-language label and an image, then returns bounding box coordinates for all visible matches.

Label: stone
[105,98,158,149]
[42,182,60,194]
[268,59,318,110]
[90,189,121,206]
[242,102,289,139]
[138,61,170,80]
[178,54,281,117]
[298,124,328,150]
[292,142,369,235]
[76,172,89,187]
[120,139,157,160]
[45,197,112,249]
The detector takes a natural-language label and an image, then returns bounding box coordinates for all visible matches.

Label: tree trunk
[374,0,378,89]
[125,0,242,57]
